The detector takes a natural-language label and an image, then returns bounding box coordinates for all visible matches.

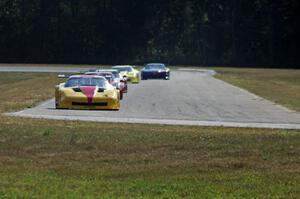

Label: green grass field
[1,118,299,198]
[0,70,299,198]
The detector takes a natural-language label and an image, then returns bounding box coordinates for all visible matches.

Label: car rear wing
[58,68,99,78]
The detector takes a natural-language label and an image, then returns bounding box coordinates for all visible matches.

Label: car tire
[55,101,59,109]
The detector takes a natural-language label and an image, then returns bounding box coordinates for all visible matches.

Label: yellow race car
[55,75,120,110]
[112,65,140,84]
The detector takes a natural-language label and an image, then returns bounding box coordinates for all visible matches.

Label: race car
[93,69,128,93]
[112,65,140,84]
[55,75,120,110]
[85,71,124,100]
[141,63,170,80]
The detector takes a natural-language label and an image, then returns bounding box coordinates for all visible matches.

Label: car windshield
[65,77,107,87]
[112,73,121,78]
[101,71,120,79]
[101,75,113,82]
[85,73,114,82]
[145,64,165,70]
[113,67,133,72]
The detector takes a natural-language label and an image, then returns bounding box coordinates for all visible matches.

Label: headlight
[98,88,106,92]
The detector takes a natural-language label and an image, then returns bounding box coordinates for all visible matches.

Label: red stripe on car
[80,86,96,103]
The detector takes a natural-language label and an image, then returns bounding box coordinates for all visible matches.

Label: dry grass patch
[0,73,60,112]
[215,67,300,111]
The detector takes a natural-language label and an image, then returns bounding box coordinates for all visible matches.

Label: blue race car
[141,63,170,80]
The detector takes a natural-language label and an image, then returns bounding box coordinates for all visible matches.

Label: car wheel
[55,100,59,109]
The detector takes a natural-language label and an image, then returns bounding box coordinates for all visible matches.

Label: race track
[6,68,300,129]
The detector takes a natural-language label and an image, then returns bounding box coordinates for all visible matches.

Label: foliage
[0,0,299,67]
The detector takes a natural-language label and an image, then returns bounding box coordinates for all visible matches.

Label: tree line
[0,0,299,67]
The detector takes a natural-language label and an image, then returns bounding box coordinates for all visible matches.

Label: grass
[215,67,300,112]
[0,73,60,112]
[0,71,299,198]
[0,117,299,198]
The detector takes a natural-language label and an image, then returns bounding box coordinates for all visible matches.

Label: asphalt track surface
[2,66,300,129]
